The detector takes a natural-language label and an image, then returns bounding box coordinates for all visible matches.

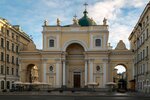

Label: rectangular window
[16,68,18,76]
[7,41,9,50]
[7,67,9,75]
[143,64,145,73]
[16,45,18,53]
[146,29,149,39]
[12,68,14,75]
[1,65,4,74]
[12,33,14,38]
[146,46,148,56]
[7,30,9,36]
[7,54,9,63]
[143,49,145,58]
[12,56,14,64]
[16,57,19,65]
[95,39,101,47]
[140,52,142,60]
[12,43,14,52]
[1,38,4,48]
[49,39,54,47]
[1,52,4,61]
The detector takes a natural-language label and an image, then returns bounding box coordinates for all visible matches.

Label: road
[0,95,149,100]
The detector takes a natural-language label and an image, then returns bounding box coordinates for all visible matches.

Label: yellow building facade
[129,1,150,93]
[0,18,31,91]
[19,9,133,89]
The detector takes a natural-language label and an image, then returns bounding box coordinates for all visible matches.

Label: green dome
[78,10,96,26]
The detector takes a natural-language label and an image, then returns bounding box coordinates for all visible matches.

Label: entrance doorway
[66,43,85,88]
[74,72,81,88]
[113,65,127,90]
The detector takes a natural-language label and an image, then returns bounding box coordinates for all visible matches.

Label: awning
[13,81,23,84]
[106,82,117,85]
[87,82,99,86]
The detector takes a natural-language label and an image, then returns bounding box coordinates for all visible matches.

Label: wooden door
[74,74,81,88]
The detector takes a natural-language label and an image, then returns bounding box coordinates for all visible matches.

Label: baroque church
[19,5,133,89]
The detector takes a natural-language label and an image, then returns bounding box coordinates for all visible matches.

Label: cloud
[87,0,149,49]
[125,0,148,8]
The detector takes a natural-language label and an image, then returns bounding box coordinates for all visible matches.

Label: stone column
[104,34,107,49]
[103,62,107,87]
[19,59,22,81]
[55,59,61,87]
[62,60,66,87]
[89,59,94,83]
[43,59,47,83]
[85,59,88,86]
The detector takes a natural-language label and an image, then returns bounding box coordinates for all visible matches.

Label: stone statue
[57,18,60,26]
[103,17,107,25]
[73,14,79,25]
[91,17,94,24]
[31,66,39,82]
[44,20,48,26]
[73,18,78,25]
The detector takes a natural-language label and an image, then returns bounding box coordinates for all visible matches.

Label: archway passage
[66,43,85,88]
[113,65,127,91]
[26,64,39,83]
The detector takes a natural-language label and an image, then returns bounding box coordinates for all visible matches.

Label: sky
[0,0,149,49]
[115,65,126,73]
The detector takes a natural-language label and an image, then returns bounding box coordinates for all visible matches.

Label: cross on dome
[73,14,77,19]
[84,2,88,10]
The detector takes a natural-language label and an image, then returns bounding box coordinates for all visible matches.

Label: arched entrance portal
[26,64,39,83]
[66,43,85,88]
[113,64,127,90]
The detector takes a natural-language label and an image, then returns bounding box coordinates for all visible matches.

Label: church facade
[19,8,134,89]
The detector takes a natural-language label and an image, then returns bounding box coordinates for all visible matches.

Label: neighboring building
[129,1,150,93]
[0,18,31,91]
[19,7,133,89]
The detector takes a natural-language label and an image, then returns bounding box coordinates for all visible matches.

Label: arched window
[1,81,4,89]
[49,39,54,47]
[49,66,53,72]
[7,81,10,89]
[95,39,101,47]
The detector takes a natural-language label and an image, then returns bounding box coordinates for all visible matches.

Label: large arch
[113,64,127,90]
[63,40,88,51]
[26,64,39,83]
[66,43,85,88]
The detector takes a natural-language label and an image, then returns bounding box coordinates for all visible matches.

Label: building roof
[78,9,96,26]
[115,40,127,50]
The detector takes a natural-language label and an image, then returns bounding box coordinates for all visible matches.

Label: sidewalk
[0,91,150,97]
